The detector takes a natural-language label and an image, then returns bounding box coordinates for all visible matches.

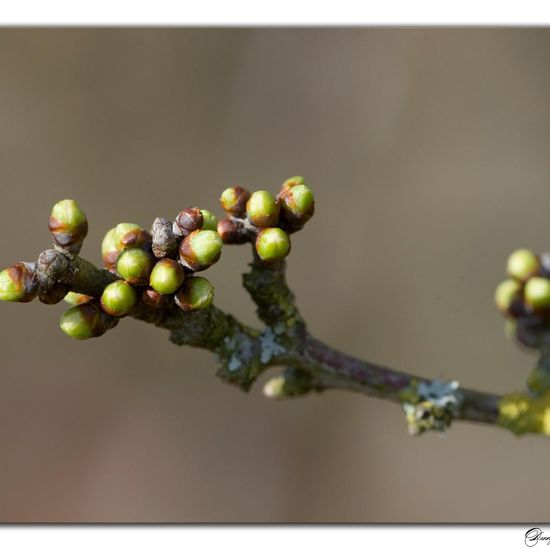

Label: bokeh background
[0,28,549,522]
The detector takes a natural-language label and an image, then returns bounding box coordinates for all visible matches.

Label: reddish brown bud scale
[121,227,152,249]
[140,288,169,309]
[217,218,249,244]
[173,208,204,239]
[220,186,251,217]
[101,228,119,272]
[103,224,153,272]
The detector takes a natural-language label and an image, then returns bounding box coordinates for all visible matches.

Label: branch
[10,244,543,436]
[237,256,505,435]
[2,191,547,438]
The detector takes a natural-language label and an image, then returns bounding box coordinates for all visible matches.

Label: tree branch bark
[22,246,545,437]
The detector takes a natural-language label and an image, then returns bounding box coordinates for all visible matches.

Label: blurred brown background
[0,28,549,522]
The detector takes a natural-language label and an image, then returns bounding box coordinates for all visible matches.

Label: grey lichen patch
[400,379,463,436]
[260,327,286,364]
[216,326,266,391]
[224,335,245,372]
[273,321,287,336]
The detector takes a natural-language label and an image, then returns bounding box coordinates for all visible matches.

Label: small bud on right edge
[507,249,540,282]
[494,279,522,317]
[524,277,550,310]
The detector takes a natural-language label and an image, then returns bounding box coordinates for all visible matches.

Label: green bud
[0,262,38,302]
[116,248,154,285]
[278,184,315,231]
[60,301,116,339]
[64,291,93,306]
[525,277,550,310]
[149,259,185,295]
[175,276,214,311]
[200,209,218,231]
[263,368,313,399]
[255,228,291,262]
[507,249,540,282]
[179,230,222,271]
[113,222,152,252]
[220,186,250,217]
[280,176,305,192]
[48,199,88,253]
[494,279,522,316]
[246,190,280,227]
[101,227,119,271]
[263,376,286,399]
[100,280,137,317]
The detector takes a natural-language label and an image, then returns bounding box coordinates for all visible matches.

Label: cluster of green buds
[0,198,221,341]
[494,248,550,350]
[97,208,221,329]
[217,176,315,263]
[0,176,314,341]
